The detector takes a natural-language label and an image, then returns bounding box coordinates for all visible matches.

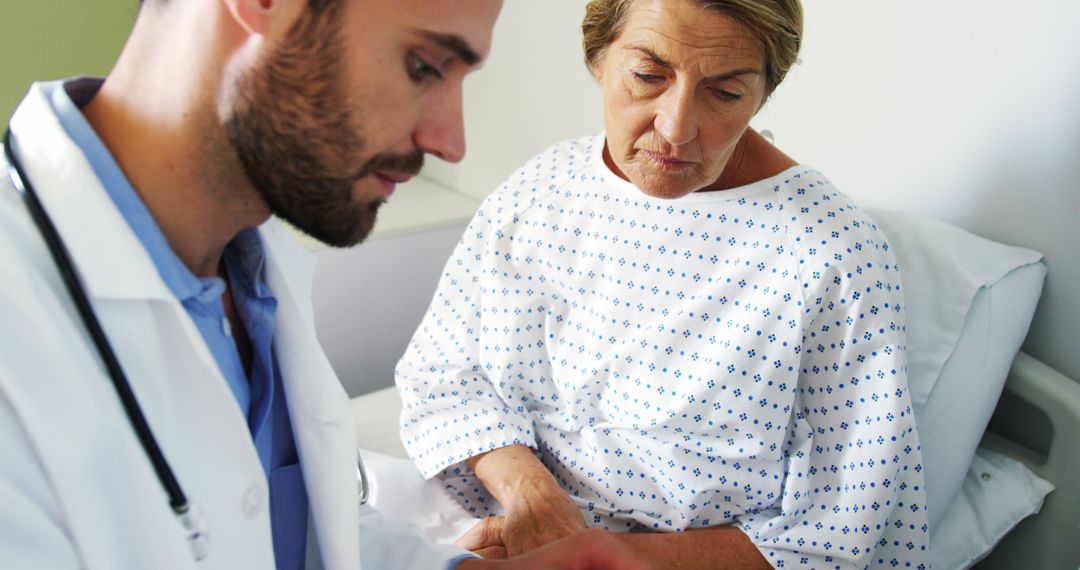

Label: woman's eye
[713,89,743,101]
[632,72,663,84]
[408,53,443,82]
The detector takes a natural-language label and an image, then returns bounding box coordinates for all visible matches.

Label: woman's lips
[640,149,693,169]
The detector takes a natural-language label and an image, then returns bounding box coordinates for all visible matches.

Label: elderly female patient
[396,0,928,568]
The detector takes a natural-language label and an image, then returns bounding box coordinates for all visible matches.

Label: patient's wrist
[466,444,560,510]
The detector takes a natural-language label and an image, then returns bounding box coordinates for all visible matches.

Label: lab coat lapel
[261,222,362,570]
[10,80,362,568]
[7,82,174,302]
[6,80,241,428]
[4,82,275,567]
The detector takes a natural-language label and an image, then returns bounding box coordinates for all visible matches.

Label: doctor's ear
[222,0,306,38]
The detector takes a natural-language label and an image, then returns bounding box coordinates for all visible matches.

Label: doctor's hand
[455,528,654,570]
[462,445,588,556]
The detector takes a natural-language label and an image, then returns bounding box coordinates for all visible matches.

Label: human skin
[459,445,771,569]
[77,0,648,567]
[597,0,795,199]
[463,445,590,558]
[454,1,798,567]
[83,0,499,278]
[458,528,652,570]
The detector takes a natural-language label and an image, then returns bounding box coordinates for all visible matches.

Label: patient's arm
[457,528,652,569]
[459,445,772,568]
[616,527,771,570]
[461,515,771,569]
[463,444,588,556]
[461,514,771,569]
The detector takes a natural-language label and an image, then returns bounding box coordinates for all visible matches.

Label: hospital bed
[344,209,1080,569]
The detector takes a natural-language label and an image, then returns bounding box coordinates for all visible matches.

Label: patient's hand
[462,445,588,556]
[456,528,653,569]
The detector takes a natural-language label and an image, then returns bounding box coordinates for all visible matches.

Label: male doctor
[0,0,650,568]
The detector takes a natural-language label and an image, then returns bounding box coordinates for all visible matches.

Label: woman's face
[596,0,767,199]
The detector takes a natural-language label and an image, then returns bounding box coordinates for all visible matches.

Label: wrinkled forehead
[615,0,764,73]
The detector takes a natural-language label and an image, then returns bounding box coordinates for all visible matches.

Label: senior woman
[396,1,929,568]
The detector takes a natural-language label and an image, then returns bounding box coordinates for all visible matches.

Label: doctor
[0,0,650,568]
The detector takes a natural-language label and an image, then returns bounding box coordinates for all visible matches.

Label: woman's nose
[654,85,699,147]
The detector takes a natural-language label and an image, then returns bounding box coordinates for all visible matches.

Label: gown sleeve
[735,208,929,569]
[395,185,540,479]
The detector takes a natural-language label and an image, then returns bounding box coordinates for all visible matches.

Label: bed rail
[977,351,1080,569]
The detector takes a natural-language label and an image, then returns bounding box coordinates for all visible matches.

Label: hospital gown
[396,134,929,569]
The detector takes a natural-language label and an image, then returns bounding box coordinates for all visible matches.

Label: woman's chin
[629,175,699,200]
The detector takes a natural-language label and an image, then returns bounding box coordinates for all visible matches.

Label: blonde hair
[582,0,803,95]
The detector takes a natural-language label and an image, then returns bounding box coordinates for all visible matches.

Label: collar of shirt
[49,78,239,305]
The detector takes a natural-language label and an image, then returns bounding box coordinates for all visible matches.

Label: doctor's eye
[407,53,443,82]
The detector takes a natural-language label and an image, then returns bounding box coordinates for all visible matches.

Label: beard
[222,3,423,247]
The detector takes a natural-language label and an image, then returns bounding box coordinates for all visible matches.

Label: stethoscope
[4,128,373,560]
[3,128,215,559]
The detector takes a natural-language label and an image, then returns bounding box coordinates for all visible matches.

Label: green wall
[1,1,137,130]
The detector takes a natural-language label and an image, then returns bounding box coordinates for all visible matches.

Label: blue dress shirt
[50,78,308,569]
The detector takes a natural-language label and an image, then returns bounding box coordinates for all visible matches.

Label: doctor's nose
[414,87,467,163]
[654,86,699,147]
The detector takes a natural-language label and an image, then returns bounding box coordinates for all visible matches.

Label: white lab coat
[0,82,467,569]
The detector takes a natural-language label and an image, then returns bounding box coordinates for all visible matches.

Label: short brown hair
[582,0,803,95]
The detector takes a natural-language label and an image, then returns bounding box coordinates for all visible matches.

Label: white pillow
[866,209,1045,534]
[930,447,1054,569]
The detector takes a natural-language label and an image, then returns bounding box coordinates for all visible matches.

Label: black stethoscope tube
[3,128,207,559]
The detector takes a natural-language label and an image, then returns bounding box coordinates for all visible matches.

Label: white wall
[422,0,1080,383]
[422,0,602,197]
[313,225,464,395]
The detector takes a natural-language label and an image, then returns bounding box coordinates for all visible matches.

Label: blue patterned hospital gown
[396,134,929,569]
